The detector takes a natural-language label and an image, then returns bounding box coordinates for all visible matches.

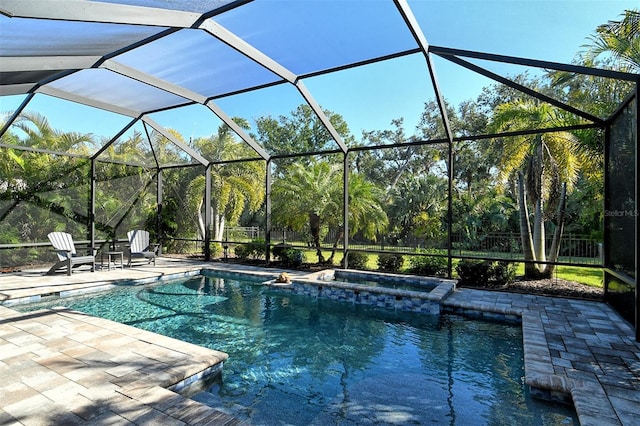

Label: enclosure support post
[343,153,349,268]
[604,111,611,297]
[157,168,163,253]
[204,165,212,261]
[89,159,96,253]
[633,79,640,342]
[265,159,272,263]
[447,135,454,279]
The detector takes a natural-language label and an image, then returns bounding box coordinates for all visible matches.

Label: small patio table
[100,251,124,270]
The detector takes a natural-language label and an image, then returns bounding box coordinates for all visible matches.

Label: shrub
[276,247,304,268]
[455,259,492,286]
[492,261,517,285]
[455,259,516,287]
[408,254,448,276]
[377,253,404,272]
[346,251,369,269]
[210,242,223,258]
[235,239,266,260]
[234,244,250,259]
[271,243,289,260]
[246,239,267,259]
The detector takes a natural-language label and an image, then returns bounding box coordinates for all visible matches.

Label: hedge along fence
[221,228,603,265]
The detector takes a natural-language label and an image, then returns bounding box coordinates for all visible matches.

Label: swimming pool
[332,269,443,292]
[17,272,577,425]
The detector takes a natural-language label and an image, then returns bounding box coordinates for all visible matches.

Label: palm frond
[583,9,640,72]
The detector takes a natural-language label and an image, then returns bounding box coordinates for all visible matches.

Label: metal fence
[0,226,603,269]
[215,227,603,265]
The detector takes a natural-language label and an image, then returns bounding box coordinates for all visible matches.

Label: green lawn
[545,265,603,287]
[299,249,603,288]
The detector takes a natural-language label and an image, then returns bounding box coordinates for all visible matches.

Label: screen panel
[604,98,636,331]
[0,16,165,57]
[215,0,418,76]
[47,69,192,113]
[115,29,283,99]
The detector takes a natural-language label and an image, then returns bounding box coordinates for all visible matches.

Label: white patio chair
[126,230,159,266]
[46,232,95,276]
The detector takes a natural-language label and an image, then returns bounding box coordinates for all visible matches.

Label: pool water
[333,275,435,292]
[17,273,578,425]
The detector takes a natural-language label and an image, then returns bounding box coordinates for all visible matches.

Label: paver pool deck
[0,257,638,425]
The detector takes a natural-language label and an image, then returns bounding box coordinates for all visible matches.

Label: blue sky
[2,0,637,143]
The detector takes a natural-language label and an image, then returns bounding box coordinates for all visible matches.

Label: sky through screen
[0,0,636,143]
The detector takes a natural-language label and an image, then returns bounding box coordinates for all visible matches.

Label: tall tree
[272,161,387,263]
[386,174,447,246]
[489,101,582,278]
[188,121,265,242]
[0,112,95,242]
[272,162,340,263]
[543,10,640,241]
[254,104,355,173]
[582,9,640,73]
[333,172,388,263]
[357,118,441,197]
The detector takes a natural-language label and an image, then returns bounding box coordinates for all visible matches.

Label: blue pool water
[17,273,577,425]
[333,275,436,292]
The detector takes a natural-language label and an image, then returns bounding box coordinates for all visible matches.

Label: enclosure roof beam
[91,117,139,161]
[441,55,606,125]
[393,0,453,143]
[206,156,264,166]
[36,86,141,118]
[101,60,207,103]
[606,89,638,124]
[199,18,348,153]
[269,148,344,161]
[141,121,160,169]
[206,49,422,102]
[295,81,349,153]
[198,19,297,84]
[2,56,102,72]
[0,0,201,27]
[0,92,34,139]
[159,163,204,171]
[430,45,639,82]
[95,158,157,170]
[454,123,602,142]
[0,84,38,96]
[94,157,157,170]
[204,100,270,160]
[0,142,89,159]
[102,60,269,160]
[141,115,210,167]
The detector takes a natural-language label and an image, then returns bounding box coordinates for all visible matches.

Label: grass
[510,263,603,287]
[299,249,603,288]
[551,265,603,287]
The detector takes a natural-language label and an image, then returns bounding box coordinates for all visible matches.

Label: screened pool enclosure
[0,0,638,339]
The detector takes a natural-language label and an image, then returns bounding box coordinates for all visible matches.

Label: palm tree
[187,121,265,242]
[387,173,447,246]
[583,9,640,72]
[11,111,95,154]
[272,162,340,263]
[330,172,388,264]
[272,161,388,264]
[0,112,95,239]
[489,101,581,278]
